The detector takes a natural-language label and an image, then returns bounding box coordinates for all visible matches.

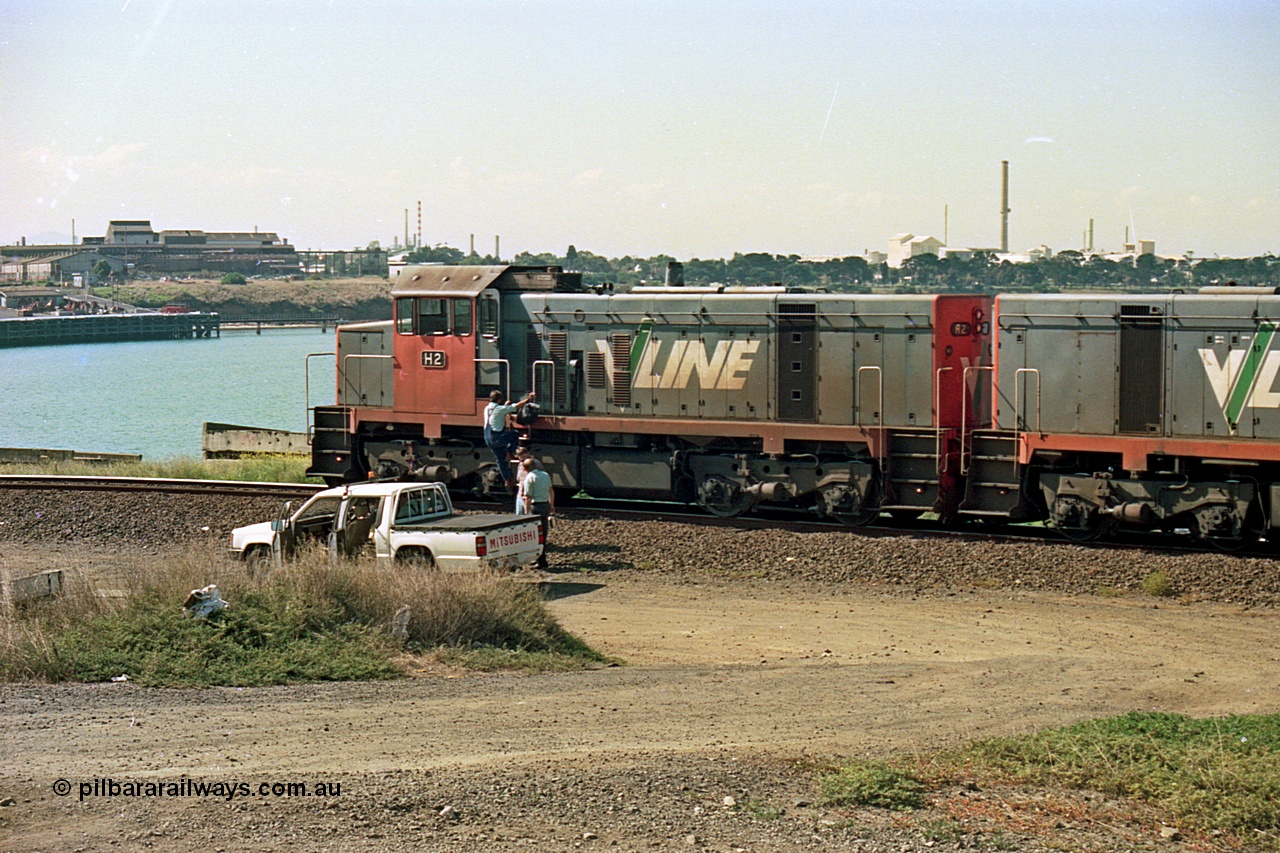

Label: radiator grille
[586,351,607,388]
[610,333,632,407]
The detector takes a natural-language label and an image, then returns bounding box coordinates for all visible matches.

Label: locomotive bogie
[1039,471,1256,543]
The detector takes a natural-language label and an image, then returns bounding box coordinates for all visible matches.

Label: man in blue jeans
[520,456,554,570]
[483,389,535,488]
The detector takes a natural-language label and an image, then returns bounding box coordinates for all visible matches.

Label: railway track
[1,474,1265,557]
[0,474,324,499]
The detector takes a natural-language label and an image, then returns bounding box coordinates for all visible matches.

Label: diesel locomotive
[307,264,1280,546]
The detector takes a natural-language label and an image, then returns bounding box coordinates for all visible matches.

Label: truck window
[346,496,378,524]
[295,495,340,523]
[394,488,443,523]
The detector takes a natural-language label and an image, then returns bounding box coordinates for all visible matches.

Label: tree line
[402,244,1279,293]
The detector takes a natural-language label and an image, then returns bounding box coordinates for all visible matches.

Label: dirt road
[3,568,1277,852]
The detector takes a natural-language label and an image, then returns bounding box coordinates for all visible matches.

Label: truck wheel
[396,548,436,570]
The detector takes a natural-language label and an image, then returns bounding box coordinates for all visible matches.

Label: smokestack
[404,209,409,249]
[1000,160,1010,253]
[1088,218,1094,253]
[417,201,422,249]
[494,235,500,262]
[470,233,475,255]
[665,261,684,287]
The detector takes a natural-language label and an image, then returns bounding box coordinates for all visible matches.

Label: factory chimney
[417,201,422,249]
[494,235,500,262]
[1000,160,1010,253]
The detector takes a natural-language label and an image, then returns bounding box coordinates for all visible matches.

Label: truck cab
[229,481,544,571]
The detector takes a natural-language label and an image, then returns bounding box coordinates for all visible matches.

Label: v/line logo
[596,320,760,391]
[1198,320,1280,429]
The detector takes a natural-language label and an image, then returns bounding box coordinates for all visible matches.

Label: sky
[2,1,1277,260]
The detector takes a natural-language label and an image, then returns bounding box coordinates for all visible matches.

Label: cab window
[395,297,473,336]
[395,298,414,334]
[417,299,449,335]
[452,299,472,336]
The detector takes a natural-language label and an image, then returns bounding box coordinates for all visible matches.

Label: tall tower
[1000,160,1010,253]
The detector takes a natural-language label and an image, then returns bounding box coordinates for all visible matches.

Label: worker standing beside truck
[520,457,553,570]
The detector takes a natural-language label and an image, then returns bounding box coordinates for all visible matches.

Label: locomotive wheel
[1051,495,1107,541]
[1195,504,1260,552]
[696,475,754,518]
[819,482,878,527]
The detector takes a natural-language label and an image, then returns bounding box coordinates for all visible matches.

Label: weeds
[0,545,603,686]
[1141,570,1175,597]
[820,758,927,811]
[945,712,1280,843]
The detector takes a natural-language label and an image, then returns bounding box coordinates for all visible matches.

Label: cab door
[393,296,477,415]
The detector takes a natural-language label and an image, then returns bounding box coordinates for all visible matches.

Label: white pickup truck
[229,481,544,570]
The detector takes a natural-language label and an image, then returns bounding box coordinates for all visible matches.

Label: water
[0,328,338,459]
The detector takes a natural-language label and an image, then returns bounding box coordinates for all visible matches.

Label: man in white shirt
[520,457,554,570]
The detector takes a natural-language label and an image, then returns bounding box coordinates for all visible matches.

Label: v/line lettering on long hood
[595,325,761,392]
[1199,320,1280,429]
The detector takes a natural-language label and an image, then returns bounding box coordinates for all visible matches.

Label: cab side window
[395,297,473,336]
[395,298,415,334]
[452,299,472,336]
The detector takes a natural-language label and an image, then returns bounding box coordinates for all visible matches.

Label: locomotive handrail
[960,365,994,475]
[474,358,510,399]
[340,354,393,409]
[304,351,336,444]
[935,366,952,475]
[531,359,558,412]
[855,365,885,474]
[1013,369,1042,475]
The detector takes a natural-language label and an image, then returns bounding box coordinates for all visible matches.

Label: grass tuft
[1,546,603,686]
[1140,569,1175,597]
[820,758,927,811]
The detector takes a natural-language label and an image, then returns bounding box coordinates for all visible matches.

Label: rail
[855,365,884,473]
[304,351,336,443]
[1013,368,1042,478]
[531,359,558,412]
[0,474,324,498]
[934,366,952,475]
[960,365,994,475]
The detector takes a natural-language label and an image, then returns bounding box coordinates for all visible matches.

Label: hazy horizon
[3,1,1277,260]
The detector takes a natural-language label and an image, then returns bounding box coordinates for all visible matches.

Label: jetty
[0,312,220,348]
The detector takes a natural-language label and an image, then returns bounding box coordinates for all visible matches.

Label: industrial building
[1,220,305,281]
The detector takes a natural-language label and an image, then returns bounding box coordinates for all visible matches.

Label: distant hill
[95,277,392,321]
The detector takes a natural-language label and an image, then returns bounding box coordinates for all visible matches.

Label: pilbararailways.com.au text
[53,778,342,802]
